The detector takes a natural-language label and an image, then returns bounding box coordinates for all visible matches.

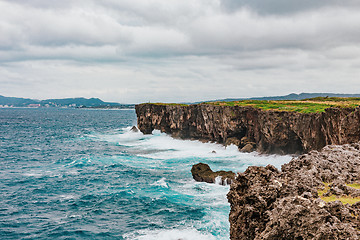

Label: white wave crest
[151,177,169,188]
[91,127,292,172]
[125,228,217,240]
[214,176,223,185]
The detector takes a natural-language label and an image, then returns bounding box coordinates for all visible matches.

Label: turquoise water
[0,108,291,239]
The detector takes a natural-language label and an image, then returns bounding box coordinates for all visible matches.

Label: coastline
[135,103,360,155]
[135,102,360,239]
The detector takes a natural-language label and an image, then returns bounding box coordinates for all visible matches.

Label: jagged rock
[228,143,360,240]
[258,196,360,240]
[135,103,360,154]
[191,163,235,185]
[130,126,139,132]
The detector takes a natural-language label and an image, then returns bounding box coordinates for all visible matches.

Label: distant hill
[0,95,134,108]
[207,93,360,102]
[0,95,38,106]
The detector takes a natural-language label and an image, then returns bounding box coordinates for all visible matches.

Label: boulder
[240,143,255,153]
[191,163,235,185]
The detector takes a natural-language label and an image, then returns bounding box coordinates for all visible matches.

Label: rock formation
[191,163,235,185]
[130,126,139,132]
[227,143,360,239]
[135,103,360,154]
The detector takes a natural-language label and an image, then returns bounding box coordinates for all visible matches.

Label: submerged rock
[191,163,235,185]
[228,142,360,240]
[130,126,139,132]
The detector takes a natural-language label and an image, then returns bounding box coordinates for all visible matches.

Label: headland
[136,97,360,155]
[136,97,360,239]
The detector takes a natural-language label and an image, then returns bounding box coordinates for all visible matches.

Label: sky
[1,0,360,103]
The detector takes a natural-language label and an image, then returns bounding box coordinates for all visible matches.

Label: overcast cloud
[1,0,360,103]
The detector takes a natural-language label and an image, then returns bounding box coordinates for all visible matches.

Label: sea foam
[125,228,217,240]
[91,128,291,170]
[84,126,292,240]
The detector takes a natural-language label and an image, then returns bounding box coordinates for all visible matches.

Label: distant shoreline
[0,106,135,110]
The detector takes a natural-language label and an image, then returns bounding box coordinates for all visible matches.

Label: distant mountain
[0,95,133,108]
[207,93,360,102]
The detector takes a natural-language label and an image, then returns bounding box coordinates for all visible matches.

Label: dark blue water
[0,108,291,239]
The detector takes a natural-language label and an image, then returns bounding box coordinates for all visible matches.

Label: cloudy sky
[1,0,360,103]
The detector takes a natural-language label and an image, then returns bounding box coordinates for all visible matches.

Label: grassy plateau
[207,97,360,113]
[146,97,360,113]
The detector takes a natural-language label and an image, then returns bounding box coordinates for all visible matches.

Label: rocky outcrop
[191,163,235,185]
[130,126,139,132]
[135,103,360,154]
[227,142,360,240]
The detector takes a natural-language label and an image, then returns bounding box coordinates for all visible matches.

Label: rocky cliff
[135,103,360,154]
[227,143,360,239]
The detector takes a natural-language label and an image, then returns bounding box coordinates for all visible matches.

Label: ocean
[0,108,291,239]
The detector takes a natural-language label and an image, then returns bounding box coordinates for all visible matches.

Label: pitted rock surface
[228,143,360,240]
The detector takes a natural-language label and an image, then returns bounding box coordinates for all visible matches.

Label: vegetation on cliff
[318,182,360,205]
[207,97,360,113]
[142,97,360,114]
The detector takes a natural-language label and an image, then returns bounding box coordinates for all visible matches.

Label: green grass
[318,182,330,196]
[318,182,360,205]
[206,97,360,113]
[320,195,360,205]
[346,183,360,189]
[142,97,360,113]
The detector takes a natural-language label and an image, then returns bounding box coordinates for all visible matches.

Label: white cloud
[220,0,360,15]
[0,0,360,102]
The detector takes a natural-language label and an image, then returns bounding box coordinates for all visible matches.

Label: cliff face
[136,103,360,154]
[227,143,360,239]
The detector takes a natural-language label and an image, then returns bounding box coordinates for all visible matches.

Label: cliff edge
[135,103,360,154]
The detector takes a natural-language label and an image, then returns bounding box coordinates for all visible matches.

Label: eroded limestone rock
[228,143,360,240]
